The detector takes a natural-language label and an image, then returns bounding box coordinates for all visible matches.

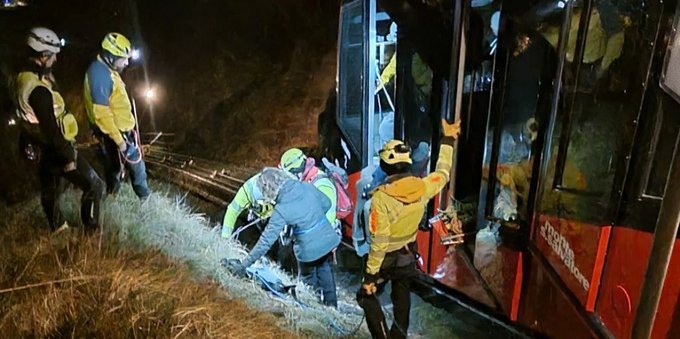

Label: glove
[442,118,461,139]
[361,273,379,295]
[118,142,127,153]
[221,258,247,278]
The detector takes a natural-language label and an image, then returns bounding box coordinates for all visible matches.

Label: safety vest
[15,71,78,141]
[542,9,608,64]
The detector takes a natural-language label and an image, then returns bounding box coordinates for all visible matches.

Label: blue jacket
[242,179,341,266]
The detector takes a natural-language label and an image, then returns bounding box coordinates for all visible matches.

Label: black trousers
[39,155,105,231]
[298,251,337,308]
[357,247,417,339]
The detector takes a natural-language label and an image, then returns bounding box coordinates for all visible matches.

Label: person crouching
[223,167,341,308]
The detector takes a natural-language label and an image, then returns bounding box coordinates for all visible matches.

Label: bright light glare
[60,38,66,47]
[144,88,155,100]
[131,49,141,60]
[8,118,16,126]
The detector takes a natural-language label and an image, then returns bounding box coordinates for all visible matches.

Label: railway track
[140,133,245,206]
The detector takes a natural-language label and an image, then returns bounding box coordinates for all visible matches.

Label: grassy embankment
[0,184,367,338]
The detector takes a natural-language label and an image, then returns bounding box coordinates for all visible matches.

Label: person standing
[84,32,150,199]
[15,27,105,231]
[357,119,460,339]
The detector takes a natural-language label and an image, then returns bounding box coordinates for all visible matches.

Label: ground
[0,178,517,338]
[0,194,296,338]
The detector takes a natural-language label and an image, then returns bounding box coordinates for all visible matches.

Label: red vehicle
[322,0,680,338]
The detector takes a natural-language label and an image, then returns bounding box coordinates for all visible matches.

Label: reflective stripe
[371,233,416,244]
[293,217,329,236]
[229,200,243,210]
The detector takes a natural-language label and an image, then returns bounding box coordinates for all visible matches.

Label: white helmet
[27,27,62,54]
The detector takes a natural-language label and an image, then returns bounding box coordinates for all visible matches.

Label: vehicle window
[541,0,658,222]
[337,0,366,154]
[482,3,558,226]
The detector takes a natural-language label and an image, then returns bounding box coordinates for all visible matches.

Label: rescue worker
[84,32,150,199]
[379,51,431,99]
[223,168,341,308]
[279,148,337,226]
[15,27,105,231]
[538,2,627,90]
[220,172,272,238]
[221,170,301,272]
[357,119,460,339]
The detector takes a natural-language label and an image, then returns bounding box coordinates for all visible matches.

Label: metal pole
[632,134,680,339]
[446,0,467,194]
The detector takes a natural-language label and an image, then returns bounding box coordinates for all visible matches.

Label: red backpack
[321,158,354,219]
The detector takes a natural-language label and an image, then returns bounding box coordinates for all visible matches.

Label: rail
[139,133,245,205]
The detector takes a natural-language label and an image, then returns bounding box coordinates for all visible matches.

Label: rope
[230,218,263,240]
[121,129,143,165]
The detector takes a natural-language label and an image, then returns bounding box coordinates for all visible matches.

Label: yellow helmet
[101,32,132,58]
[379,139,412,165]
[279,148,307,173]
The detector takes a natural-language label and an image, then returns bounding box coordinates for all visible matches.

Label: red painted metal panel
[535,215,603,305]
[432,245,497,308]
[343,171,362,237]
[596,227,680,339]
[519,254,600,339]
[586,226,612,312]
[428,193,448,274]
[474,242,521,315]
[416,230,432,273]
[510,252,523,321]
[429,232,522,313]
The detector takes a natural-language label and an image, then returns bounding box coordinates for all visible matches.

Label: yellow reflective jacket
[379,52,432,94]
[84,56,135,146]
[302,167,337,225]
[541,8,624,71]
[366,140,454,275]
[221,173,274,238]
[15,71,78,141]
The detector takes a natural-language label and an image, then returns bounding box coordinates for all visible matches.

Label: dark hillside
[0,0,339,202]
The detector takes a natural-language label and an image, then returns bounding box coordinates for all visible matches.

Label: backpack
[321,157,354,219]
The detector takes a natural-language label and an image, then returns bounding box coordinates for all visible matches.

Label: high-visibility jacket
[379,52,432,94]
[221,173,273,238]
[84,55,135,146]
[541,8,624,71]
[366,138,455,275]
[16,71,78,142]
[301,166,337,225]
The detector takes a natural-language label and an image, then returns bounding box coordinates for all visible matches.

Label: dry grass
[0,183,368,338]
[0,197,297,338]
